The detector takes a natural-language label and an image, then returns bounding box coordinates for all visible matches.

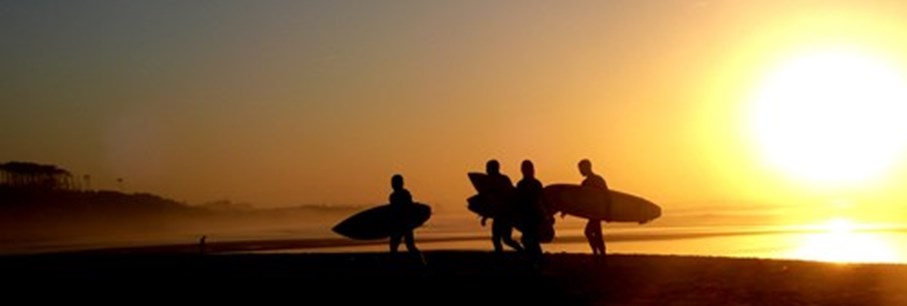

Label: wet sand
[5,250,907,305]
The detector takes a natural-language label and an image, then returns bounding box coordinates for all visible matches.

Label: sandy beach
[5,250,907,305]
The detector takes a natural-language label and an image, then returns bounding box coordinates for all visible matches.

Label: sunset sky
[3,1,907,212]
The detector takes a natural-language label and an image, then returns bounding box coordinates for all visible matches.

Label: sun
[749,49,907,187]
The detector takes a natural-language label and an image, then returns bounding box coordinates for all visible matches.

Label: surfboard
[543,184,661,224]
[466,172,514,218]
[332,203,432,240]
[466,194,493,217]
[468,172,494,195]
[467,172,555,242]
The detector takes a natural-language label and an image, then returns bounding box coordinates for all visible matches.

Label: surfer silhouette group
[474,158,609,258]
[334,157,653,263]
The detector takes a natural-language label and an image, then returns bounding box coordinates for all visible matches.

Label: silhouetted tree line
[0,161,74,190]
[0,187,198,216]
[0,161,201,220]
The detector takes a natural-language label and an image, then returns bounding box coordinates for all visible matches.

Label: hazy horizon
[4,1,907,213]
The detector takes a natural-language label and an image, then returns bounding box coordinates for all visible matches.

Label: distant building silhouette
[0,161,74,190]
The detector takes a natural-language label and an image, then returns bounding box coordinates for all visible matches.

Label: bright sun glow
[790,218,900,263]
[750,49,907,187]
[824,217,854,234]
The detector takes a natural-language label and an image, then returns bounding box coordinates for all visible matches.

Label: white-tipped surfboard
[543,184,661,224]
[332,203,431,240]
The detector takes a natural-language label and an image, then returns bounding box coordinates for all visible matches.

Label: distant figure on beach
[484,159,523,253]
[578,159,609,256]
[199,235,207,254]
[516,160,546,257]
[389,174,421,255]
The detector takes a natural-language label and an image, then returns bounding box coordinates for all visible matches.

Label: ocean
[6,208,907,264]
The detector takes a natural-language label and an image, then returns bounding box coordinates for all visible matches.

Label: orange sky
[2,1,907,211]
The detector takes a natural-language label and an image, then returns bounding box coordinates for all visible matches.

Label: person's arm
[404,190,414,204]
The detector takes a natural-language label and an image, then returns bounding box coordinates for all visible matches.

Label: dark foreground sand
[4,251,907,305]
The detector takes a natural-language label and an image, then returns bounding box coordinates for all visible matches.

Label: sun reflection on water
[788,218,901,263]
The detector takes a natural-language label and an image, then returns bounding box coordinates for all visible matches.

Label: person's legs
[593,221,605,256]
[598,236,606,256]
[499,219,523,252]
[491,219,504,253]
[404,230,419,254]
[585,220,604,255]
[521,232,540,256]
[390,234,401,254]
[518,217,539,256]
[403,230,426,265]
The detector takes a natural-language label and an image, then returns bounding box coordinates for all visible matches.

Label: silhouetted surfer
[516,160,545,258]
[389,174,421,256]
[484,160,523,253]
[578,159,609,256]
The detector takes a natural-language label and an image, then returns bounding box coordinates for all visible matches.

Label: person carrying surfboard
[516,160,546,258]
[389,174,421,256]
[578,159,609,257]
[484,159,523,253]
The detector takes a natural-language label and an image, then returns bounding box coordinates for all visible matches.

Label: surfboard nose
[637,204,662,224]
[651,204,662,219]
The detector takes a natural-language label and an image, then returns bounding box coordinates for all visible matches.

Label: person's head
[486,159,500,175]
[578,159,593,177]
[521,160,535,178]
[391,174,404,190]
